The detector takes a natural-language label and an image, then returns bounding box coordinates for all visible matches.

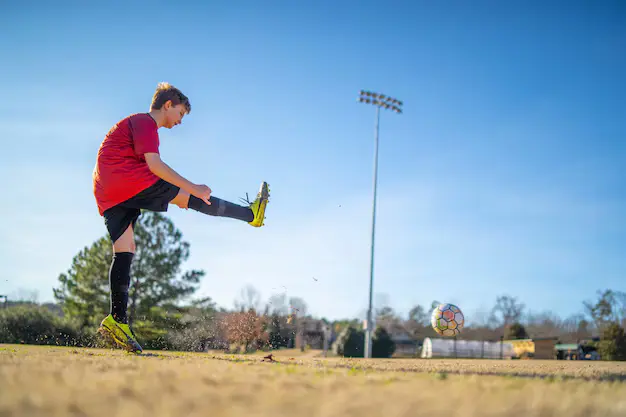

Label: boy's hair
[150,82,191,113]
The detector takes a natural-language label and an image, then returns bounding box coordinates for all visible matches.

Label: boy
[93,82,269,353]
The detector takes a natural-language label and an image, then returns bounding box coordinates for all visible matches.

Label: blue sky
[1,1,625,324]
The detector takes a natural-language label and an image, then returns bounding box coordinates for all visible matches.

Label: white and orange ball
[431,303,464,336]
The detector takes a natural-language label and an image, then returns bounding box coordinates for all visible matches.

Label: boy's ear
[163,100,172,110]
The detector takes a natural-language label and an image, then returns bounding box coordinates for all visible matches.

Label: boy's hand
[144,153,212,205]
[193,184,212,206]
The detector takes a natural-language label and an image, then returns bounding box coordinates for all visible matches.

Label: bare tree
[375,305,397,331]
[491,295,525,329]
[583,289,626,330]
[266,293,288,316]
[234,284,262,313]
[408,305,429,326]
[376,306,395,320]
[562,314,593,342]
[404,304,429,340]
[525,311,562,339]
[288,296,307,317]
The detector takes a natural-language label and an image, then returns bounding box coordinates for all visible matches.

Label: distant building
[555,343,582,360]
[505,337,559,359]
[421,338,516,359]
[389,330,418,357]
[295,318,332,350]
[555,343,600,360]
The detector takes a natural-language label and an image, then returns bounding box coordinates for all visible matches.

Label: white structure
[421,338,515,359]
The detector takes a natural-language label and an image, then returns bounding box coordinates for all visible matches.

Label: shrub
[0,305,95,346]
[598,323,626,361]
[372,327,396,358]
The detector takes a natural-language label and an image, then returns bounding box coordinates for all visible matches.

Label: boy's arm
[144,153,211,205]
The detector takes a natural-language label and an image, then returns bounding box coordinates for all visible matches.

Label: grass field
[2,344,626,417]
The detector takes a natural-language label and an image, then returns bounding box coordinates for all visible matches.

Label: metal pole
[357,90,402,359]
[365,106,381,359]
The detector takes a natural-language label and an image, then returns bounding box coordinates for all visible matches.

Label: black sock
[109,252,133,324]
[188,195,254,222]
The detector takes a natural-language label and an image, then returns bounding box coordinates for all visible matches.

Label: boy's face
[163,101,188,129]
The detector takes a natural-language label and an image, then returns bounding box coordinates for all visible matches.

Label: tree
[574,319,593,341]
[333,325,396,358]
[492,295,525,329]
[267,314,288,349]
[598,323,626,361]
[525,311,563,339]
[54,212,204,329]
[404,304,430,340]
[266,293,288,316]
[221,310,268,352]
[560,314,592,342]
[506,322,528,340]
[288,296,308,317]
[584,290,626,331]
[375,306,397,330]
[167,297,223,352]
[234,284,262,313]
[332,319,360,336]
[130,212,204,324]
[335,326,365,358]
[408,305,428,325]
[0,304,93,347]
[372,326,396,358]
[53,237,112,328]
[263,293,295,348]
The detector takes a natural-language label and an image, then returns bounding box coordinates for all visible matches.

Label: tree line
[1,212,624,360]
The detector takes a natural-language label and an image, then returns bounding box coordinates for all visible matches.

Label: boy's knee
[171,190,190,209]
[113,240,135,253]
[113,225,135,253]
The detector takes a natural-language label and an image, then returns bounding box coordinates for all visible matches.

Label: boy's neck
[148,110,165,128]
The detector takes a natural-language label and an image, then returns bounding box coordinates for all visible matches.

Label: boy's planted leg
[97,225,143,353]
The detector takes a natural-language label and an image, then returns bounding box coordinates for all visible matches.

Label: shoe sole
[251,182,270,227]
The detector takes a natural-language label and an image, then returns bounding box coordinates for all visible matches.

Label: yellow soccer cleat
[98,314,143,353]
[243,181,270,227]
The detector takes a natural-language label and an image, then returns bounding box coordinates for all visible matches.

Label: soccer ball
[431,303,464,336]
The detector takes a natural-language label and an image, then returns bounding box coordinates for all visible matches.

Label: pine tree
[53,237,112,328]
[54,212,204,332]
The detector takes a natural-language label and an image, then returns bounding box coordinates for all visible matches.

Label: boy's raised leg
[175,181,270,227]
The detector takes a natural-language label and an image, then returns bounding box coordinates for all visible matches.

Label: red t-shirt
[93,113,161,215]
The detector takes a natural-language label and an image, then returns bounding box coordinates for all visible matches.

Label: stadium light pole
[357,90,403,359]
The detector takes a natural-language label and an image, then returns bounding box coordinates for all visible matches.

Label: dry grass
[2,344,626,417]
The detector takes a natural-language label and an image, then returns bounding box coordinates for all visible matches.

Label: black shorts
[103,179,180,243]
